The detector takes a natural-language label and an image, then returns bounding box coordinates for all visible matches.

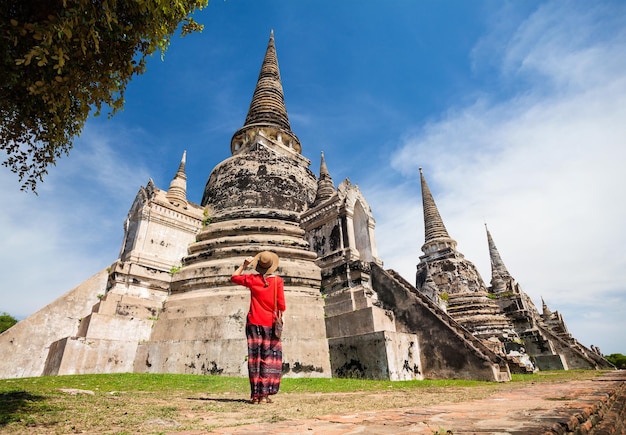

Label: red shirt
[231,273,286,326]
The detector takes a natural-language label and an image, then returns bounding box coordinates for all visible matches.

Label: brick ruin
[0,32,613,381]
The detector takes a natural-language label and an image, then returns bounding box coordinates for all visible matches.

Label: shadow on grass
[187,397,249,403]
[0,391,46,426]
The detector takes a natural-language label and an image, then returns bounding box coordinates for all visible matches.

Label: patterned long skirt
[246,323,283,400]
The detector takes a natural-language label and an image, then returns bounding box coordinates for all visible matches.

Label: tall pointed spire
[486,225,510,276]
[244,30,290,131]
[230,30,302,155]
[419,168,457,256]
[166,151,188,207]
[486,224,511,292]
[313,152,335,205]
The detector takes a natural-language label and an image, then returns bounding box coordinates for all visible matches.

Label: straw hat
[252,251,279,276]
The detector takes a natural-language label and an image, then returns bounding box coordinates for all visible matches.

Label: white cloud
[501,2,626,89]
[367,1,626,354]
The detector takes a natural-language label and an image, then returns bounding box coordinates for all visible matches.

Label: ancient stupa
[484,225,612,370]
[415,168,525,358]
[131,30,332,376]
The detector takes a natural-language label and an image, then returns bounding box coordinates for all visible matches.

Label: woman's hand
[233,256,255,277]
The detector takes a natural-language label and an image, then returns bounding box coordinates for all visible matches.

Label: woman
[231,251,286,404]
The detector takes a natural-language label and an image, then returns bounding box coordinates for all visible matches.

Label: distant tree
[605,353,626,369]
[1,0,208,192]
[0,312,18,333]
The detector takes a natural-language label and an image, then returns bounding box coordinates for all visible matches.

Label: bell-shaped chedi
[138,31,331,378]
[183,29,320,293]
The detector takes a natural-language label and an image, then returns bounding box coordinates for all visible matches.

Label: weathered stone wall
[0,270,108,379]
[323,287,424,381]
[42,283,166,376]
[306,217,342,260]
[43,337,142,376]
[201,147,316,213]
[329,331,421,380]
[533,355,566,370]
[416,253,487,295]
[133,286,331,377]
[371,264,511,382]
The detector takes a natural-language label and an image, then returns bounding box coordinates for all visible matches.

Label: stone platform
[207,371,626,434]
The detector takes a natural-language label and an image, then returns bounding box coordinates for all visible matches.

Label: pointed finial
[243,30,290,130]
[486,224,511,278]
[313,151,335,205]
[486,224,511,292]
[230,30,302,155]
[244,30,287,130]
[419,168,457,256]
[541,297,552,316]
[320,152,330,177]
[420,169,451,241]
[166,151,188,206]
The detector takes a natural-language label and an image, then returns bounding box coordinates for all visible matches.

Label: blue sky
[2,0,625,355]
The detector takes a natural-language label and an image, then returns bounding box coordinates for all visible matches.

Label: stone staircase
[374,265,512,381]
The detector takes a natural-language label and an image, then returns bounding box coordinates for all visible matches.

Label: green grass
[510,369,605,383]
[281,376,487,392]
[0,372,498,397]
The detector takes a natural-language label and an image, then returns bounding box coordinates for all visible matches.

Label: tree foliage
[0,312,18,333]
[605,353,626,369]
[1,0,208,192]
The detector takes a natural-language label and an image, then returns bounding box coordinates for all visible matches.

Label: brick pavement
[208,371,626,435]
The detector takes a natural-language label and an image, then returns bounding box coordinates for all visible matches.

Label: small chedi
[0,32,612,381]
